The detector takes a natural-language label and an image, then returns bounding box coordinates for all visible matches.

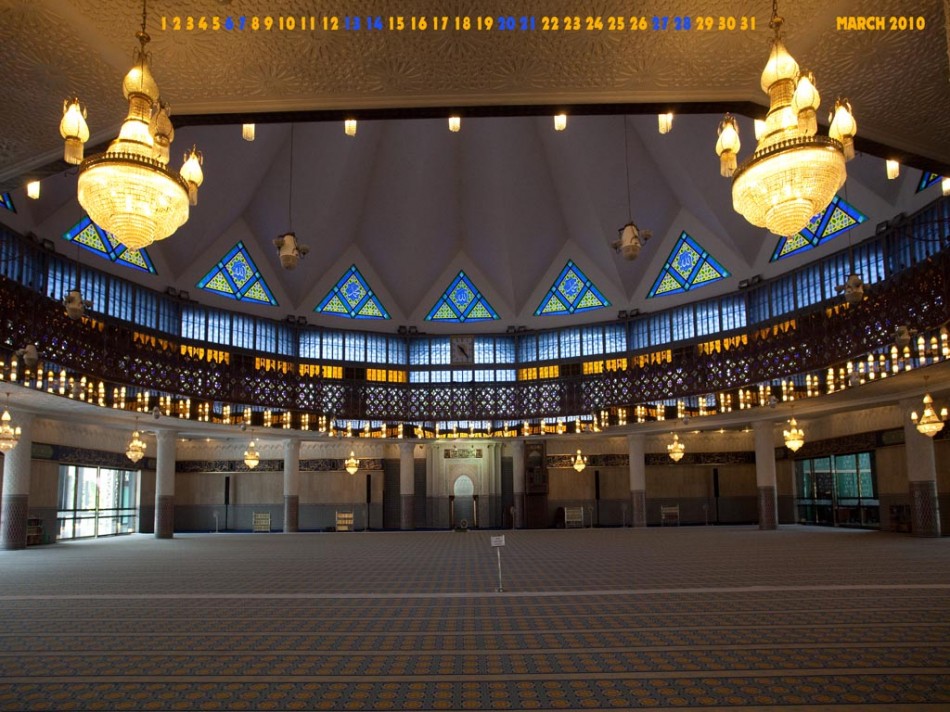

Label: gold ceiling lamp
[783,417,805,452]
[345,451,360,475]
[66,0,204,251]
[667,433,685,462]
[243,441,260,469]
[572,449,587,472]
[0,395,21,452]
[125,428,146,463]
[716,0,855,237]
[911,392,948,437]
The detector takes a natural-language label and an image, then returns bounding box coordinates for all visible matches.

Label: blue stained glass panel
[315,265,390,319]
[770,195,868,262]
[197,242,277,305]
[917,171,941,193]
[63,216,157,274]
[535,260,610,316]
[647,232,729,298]
[425,271,499,322]
[0,193,15,212]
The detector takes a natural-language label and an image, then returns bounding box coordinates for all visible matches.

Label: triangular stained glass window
[770,195,868,262]
[534,260,610,316]
[63,216,157,274]
[315,265,390,320]
[425,271,499,322]
[647,232,729,298]
[917,172,941,193]
[0,193,16,212]
[197,242,277,305]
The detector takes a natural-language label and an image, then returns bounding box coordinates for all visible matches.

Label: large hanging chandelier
[715,0,856,237]
[62,0,203,251]
[345,451,360,475]
[911,393,948,437]
[125,429,146,463]
[572,449,587,472]
[244,441,260,469]
[667,433,685,462]
[0,400,21,452]
[783,418,805,452]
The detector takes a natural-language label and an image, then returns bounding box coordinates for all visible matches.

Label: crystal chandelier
[62,0,204,251]
[783,418,805,452]
[667,433,685,462]
[345,451,360,475]
[911,393,948,437]
[715,0,856,237]
[125,429,146,463]
[0,400,21,452]
[572,449,587,472]
[244,441,260,469]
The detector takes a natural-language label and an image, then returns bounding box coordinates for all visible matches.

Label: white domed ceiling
[1,0,948,332]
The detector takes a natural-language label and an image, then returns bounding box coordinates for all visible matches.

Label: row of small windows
[2,199,948,371]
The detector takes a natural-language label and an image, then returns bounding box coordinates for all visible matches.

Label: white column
[511,439,525,529]
[399,442,415,530]
[627,433,647,527]
[154,429,177,539]
[283,439,300,532]
[753,421,778,530]
[901,398,941,537]
[1,411,33,550]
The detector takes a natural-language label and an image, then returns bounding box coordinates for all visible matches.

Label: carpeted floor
[0,526,948,710]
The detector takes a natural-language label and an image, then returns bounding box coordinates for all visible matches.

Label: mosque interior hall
[0,0,949,709]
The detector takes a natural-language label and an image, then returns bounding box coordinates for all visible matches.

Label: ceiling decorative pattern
[2,0,948,181]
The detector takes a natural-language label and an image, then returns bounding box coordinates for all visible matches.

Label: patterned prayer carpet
[0,526,948,710]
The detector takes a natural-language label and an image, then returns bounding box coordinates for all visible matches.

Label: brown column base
[514,496,525,529]
[757,486,778,530]
[1,494,29,550]
[909,480,941,537]
[155,494,174,539]
[284,495,299,532]
[400,494,415,530]
[630,490,647,528]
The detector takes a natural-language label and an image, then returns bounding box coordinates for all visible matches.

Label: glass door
[58,465,140,539]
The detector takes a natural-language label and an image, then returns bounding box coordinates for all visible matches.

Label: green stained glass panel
[425,271,498,322]
[244,281,271,303]
[653,272,682,296]
[576,289,605,309]
[197,242,277,305]
[647,232,729,298]
[322,295,349,314]
[535,260,609,316]
[206,272,233,294]
[315,265,390,320]
[357,300,383,318]
[432,303,457,320]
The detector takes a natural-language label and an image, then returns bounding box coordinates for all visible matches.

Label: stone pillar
[1,411,33,550]
[283,439,300,533]
[511,439,525,529]
[627,433,647,527]
[154,430,177,539]
[902,398,941,537]
[399,442,415,530]
[753,421,778,530]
